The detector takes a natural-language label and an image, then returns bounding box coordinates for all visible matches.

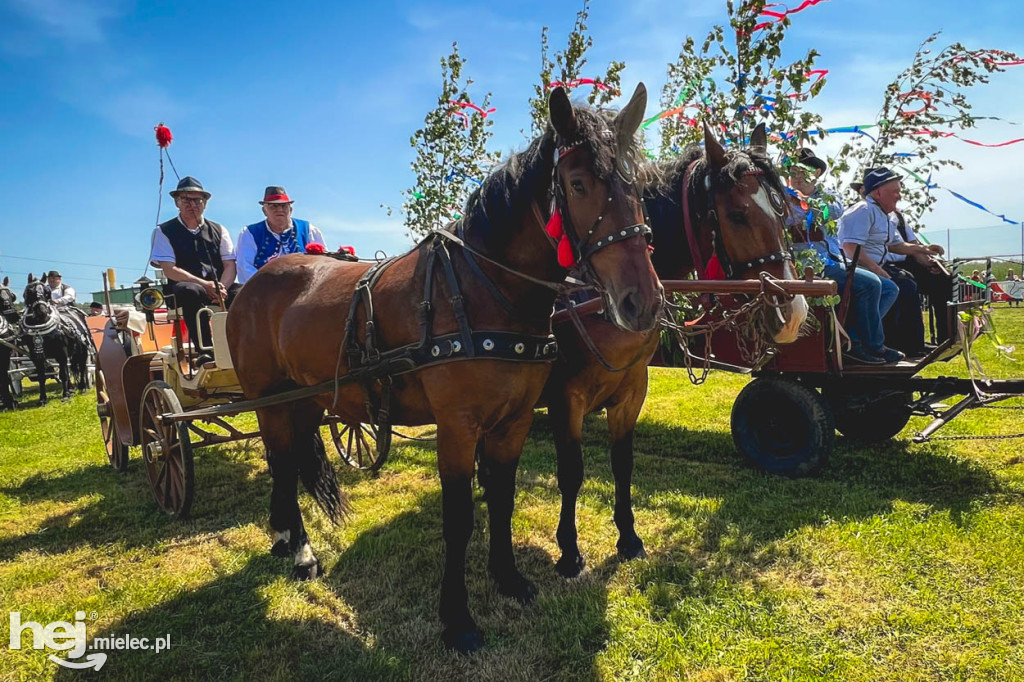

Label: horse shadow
[518,407,1005,581]
[0,439,270,562]
[50,553,396,682]
[316,484,615,681]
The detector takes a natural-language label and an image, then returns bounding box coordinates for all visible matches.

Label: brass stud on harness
[514,343,525,354]
[431,345,440,357]
[483,339,494,351]
[452,340,462,353]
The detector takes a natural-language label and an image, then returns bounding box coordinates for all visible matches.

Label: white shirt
[48,283,76,306]
[150,216,236,268]
[837,198,894,264]
[236,220,326,284]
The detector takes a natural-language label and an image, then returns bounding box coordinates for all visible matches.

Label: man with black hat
[236,186,326,284]
[45,271,76,307]
[838,167,940,356]
[150,176,240,361]
[787,149,901,364]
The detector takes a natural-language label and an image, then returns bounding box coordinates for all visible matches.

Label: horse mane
[460,104,644,252]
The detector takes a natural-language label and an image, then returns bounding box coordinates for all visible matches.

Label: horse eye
[570,179,586,194]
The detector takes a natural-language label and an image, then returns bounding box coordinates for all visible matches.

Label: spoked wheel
[139,380,195,518]
[95,369,129,471]
[731,377,834,478]
[325,420,390,472]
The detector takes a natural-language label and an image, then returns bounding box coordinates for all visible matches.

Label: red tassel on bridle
[544,209,577,268]
[154,123,173,148]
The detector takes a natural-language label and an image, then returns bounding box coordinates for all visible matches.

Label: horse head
[546,84,663,332]
[641,122,807,344]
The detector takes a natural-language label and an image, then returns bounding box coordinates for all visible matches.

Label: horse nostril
[619,289,641,322]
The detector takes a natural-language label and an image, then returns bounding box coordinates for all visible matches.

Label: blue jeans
[824,263,899,353]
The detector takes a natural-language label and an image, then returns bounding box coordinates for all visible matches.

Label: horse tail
[299,429,351,524]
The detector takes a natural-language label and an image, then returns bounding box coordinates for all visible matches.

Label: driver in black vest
[150,176,241,363]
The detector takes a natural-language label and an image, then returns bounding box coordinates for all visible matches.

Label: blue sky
[1,0,1022,296]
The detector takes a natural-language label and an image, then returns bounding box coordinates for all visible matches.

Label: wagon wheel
[139,380,195,518]
[823,385,913,443]
[95,369,129,471]
[731,377,834,478]
[326,421,390,472]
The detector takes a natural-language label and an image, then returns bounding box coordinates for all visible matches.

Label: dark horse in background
[541,123,807,577]
[228,85,663,652]
[20,274,92,405]
[0,277,20,410]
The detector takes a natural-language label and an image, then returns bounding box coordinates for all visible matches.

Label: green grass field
[2,307,1023,681]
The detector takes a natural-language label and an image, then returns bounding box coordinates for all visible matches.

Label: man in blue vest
[236,186,326,284]
[150,176,240,363]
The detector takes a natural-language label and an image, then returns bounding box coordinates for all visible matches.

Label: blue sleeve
[838,203,869,245]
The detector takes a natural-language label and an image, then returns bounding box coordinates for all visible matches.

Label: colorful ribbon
[546,78,617,93]
[749,0,830,33]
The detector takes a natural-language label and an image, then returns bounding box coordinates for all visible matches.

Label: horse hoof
[291,558,323,581]
[617,537,647,562]
[270,540,290,558]
[555,553,587,579]
[442,627,485,655]
[495,573,537,604]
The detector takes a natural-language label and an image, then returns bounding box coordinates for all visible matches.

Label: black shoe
[196,353,215,367]
[869,346,905,363]
[843,347,886,365]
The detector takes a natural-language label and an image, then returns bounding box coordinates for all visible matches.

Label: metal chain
[920,432,1024,442]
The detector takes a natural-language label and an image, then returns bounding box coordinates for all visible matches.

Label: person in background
[88,302,104,316]
[787,149,901,364]
[883,210,952,344]
[838,167,936,358]
[45,271,76,307]
[236,186,326,284]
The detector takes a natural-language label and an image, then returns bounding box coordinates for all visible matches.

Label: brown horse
[541,123,807,578]
[227,85,663,653]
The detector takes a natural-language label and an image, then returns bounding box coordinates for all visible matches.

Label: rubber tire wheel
[325,421,389,472]
[824,387,912,443]
[139,380,195,518]
[731,378,834,478]
[96,369,129,471]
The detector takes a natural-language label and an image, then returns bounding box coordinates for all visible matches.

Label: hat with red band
[260,186,293,205]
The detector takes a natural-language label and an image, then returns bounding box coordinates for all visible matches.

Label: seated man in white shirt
[236,186,326,284]
[45,271,76,307]
[149,176,240,364]
[837,167,936,357]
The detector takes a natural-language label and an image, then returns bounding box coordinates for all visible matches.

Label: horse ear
[548,86,578,143]
[703,122,727,169]
[749,122,768,155]
[27,273,35,284]
[613,82,647,142]
[2,277,7,287]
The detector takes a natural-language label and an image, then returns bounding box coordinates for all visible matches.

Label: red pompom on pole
[154,123,173,148]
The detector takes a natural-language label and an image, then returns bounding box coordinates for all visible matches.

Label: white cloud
[6,0,126,44]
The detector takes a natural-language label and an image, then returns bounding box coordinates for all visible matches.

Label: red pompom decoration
[305,243,326,255]
[339,245,356,256]
[705,254,726,279]
[545,209,563,239]
[557,235,576,268]
[154,124,173,148]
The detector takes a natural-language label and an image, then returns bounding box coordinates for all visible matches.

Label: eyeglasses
[265,204,293,210]
[178,197,207,205]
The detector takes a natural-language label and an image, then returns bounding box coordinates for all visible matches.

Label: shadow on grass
[518,408,1005,573]
[0,440,269,562]
[51,553,399,682]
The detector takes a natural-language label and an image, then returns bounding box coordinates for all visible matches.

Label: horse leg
[551,397,588,578]
[479,421,536,604]
[32,354,48,406]
[436,420,484,654]
[259,403,324,580]
[58,348,72,402]
[0,347,13,411]
[607,380,648,561]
